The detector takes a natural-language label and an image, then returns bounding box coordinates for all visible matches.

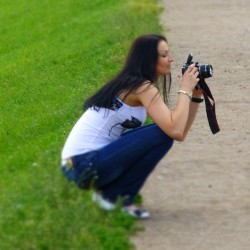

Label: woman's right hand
[179,64,200,93]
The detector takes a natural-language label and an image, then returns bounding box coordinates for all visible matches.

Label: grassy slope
[0,0,162,249]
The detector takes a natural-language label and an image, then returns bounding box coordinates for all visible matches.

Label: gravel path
[132,1,250,249]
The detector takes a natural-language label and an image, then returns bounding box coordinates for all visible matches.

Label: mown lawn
[0,0,163,249]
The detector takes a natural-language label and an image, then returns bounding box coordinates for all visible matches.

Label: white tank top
[61,97,147,164]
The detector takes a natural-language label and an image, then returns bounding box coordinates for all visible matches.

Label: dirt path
[132,0,250,249]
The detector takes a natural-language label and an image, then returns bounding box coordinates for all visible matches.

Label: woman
[61,34,202,219]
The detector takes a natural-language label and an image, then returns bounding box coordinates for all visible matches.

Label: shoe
[122,206,150,219]
[92,192,116,211]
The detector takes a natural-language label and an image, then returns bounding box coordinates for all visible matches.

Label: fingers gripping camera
[182,53,213,79]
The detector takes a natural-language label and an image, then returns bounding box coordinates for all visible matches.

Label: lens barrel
[198,64,213,79]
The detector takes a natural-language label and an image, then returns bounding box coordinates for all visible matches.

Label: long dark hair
[84,34,171,110]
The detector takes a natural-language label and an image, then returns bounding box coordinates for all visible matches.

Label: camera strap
[198,79,220,134]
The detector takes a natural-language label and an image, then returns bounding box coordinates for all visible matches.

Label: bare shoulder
[134,81,162,108]
[120,81,161,107]
[134,81,157,94]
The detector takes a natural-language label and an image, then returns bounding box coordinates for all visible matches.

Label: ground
[132,0,250,249]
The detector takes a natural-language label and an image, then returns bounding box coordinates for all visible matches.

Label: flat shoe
[92,192,115,211]
[122,207,150,219]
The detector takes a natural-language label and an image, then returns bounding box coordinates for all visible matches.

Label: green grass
[0,0,163,249]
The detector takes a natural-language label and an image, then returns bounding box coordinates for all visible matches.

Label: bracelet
[178,90,192,100]
[178,90,204,103]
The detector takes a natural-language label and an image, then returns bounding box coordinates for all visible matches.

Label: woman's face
[156,40,174,77]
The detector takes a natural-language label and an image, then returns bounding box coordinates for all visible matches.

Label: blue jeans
[61,124,174,205]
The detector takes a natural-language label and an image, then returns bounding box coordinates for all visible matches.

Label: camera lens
[199,64,213,78]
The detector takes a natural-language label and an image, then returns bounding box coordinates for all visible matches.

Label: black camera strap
[198,79,220,134]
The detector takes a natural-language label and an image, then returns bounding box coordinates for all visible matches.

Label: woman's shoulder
[121,81,158,107]
[134,81,158,95]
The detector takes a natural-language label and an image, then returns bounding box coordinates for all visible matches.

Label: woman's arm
[135,64,200,141]
[181,88,203,140]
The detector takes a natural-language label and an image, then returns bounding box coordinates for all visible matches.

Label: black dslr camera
[182,53,213,79]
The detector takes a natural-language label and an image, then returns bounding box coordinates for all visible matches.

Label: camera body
[182,53,213,79]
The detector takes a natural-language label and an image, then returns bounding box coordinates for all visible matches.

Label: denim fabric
[61,124,174,205]
[61,151,98,189]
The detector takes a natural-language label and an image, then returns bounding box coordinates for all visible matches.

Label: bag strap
[198,79,220,134]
